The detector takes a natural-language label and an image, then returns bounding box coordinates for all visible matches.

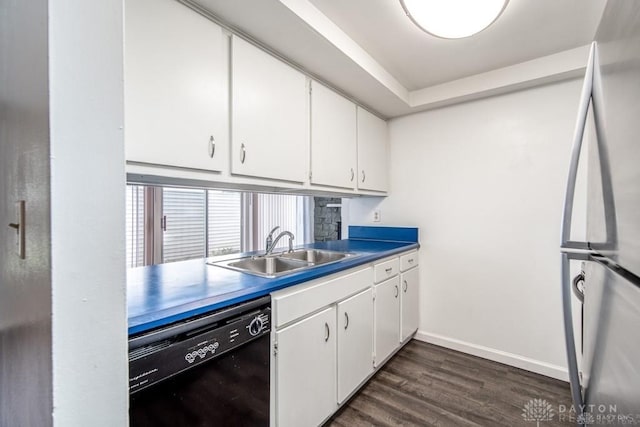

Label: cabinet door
[231,36,308,183]
[310,82,357,189]
[275,306,336,427]
[374,276,400,366]
[337,288,373,403]
[125,0,227,171]
[401,266,420,342]
[357,107,388,192]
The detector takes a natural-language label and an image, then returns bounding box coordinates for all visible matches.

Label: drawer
[400,251,419,272]
[373,258,399,283]
[272,266,373,328]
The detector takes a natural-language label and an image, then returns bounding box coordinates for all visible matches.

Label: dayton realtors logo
[521,399,555,426]
[522,399,640,425]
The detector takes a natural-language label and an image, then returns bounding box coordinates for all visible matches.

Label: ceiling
[309,0,606,90]
[191,0,606,117]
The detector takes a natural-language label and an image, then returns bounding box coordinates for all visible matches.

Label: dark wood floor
[326,340,573,427]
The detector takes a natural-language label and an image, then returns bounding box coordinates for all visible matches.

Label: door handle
[560,42,596,251]
[324,322,330,342]
[344,312,349,330]
[8,200,25,259]
[572,272,585,303]
[240,143,246,164]
[561,253,586,422]
[394,285,398,298]
[403,280,408,292]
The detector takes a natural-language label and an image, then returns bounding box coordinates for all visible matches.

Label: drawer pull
[385,267,392,274]
[408,258,414,264]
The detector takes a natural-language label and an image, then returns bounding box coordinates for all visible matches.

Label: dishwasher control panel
[129,306,270,394]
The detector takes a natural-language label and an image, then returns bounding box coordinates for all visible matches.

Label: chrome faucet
[265,230,295,255]
[265,226,280,252]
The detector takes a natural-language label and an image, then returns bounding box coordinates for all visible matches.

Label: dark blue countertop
[128,227,419,336]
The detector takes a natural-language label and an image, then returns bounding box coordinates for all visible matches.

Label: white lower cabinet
[337,288,374,403]
[271,250,417,426]
[374,275,401,367]
[275,306,336,427]
[401,266,420,342]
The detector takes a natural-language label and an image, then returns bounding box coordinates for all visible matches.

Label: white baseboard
[414,330,569,382]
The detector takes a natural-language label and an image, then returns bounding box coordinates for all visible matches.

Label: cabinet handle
[350,168,354,181]
[385,267,392,274]
[394,285,399,298]
[403,280,408,292]
[240,143,246,164]
[208,136,215,158]
[361,170,366,182]
[324,322,330,342]
[408,259,414,264]
[344,312,349,330]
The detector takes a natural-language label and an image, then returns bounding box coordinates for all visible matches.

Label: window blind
[254,194,308,251]
[207,190,241,256]
[162,187,206,263]
[126,185,145,267]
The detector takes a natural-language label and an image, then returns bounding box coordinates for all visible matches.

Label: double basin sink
[210,249,357,278]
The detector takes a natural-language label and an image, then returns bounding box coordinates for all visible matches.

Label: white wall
[49,0,128,425]
[345,78,588,380]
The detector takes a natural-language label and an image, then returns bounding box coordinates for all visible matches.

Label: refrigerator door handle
[572,271,585,303]
[560,42,596,250]
[562,253,586,425]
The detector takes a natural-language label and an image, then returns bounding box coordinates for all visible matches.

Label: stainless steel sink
[227,256,308,276]
[209,249,357,278]
[280,249,353,264]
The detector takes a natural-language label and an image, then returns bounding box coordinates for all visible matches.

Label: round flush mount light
[400,0,509,39]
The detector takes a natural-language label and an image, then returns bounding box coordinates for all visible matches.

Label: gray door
[0,1,54,425]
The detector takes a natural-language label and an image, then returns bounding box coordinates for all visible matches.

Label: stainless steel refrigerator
[561,0,640,425]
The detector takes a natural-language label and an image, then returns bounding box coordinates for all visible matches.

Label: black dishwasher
[128,295,271,427]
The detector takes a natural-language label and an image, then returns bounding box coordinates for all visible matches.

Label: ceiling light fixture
[400,0,509,39]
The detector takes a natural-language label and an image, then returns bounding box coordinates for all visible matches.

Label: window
[125,184,312,266]
[125,185,145,268]
[162,187,207,263]
[252,193,309,251]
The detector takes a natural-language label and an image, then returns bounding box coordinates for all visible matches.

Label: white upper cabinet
[125,0,227,172]
[310,82,357,189]
[357,107,389,192]
[231,36,308,183]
